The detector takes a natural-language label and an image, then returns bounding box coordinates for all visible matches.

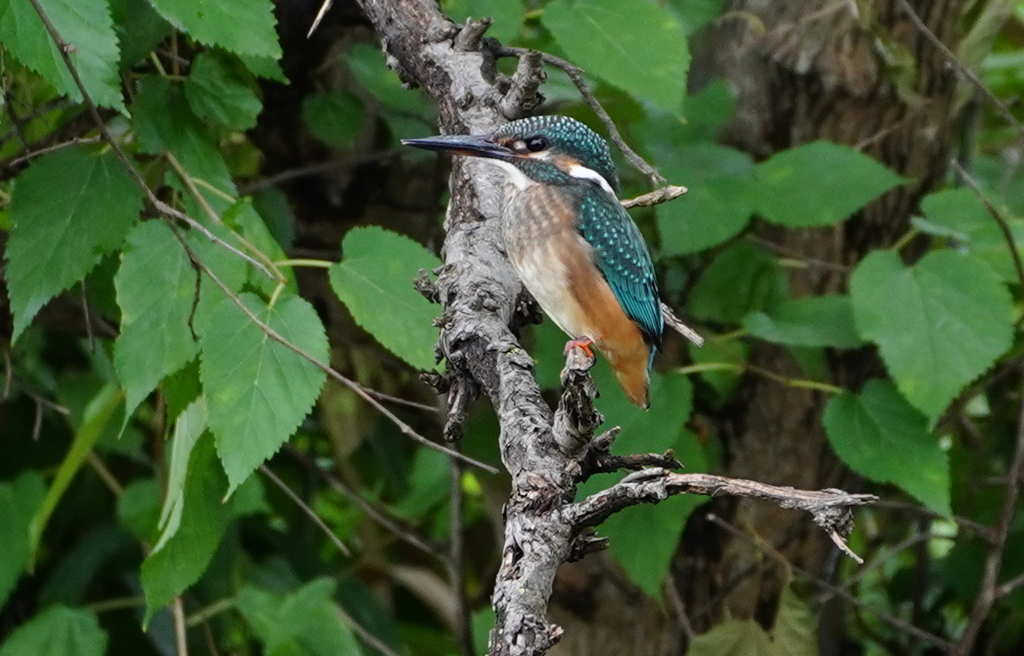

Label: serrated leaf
[850,250,1013,421]
[146,0,280,58]
[141,432,230,622]
[6,146,142,340]
[0,605,106,656]
[132,77,237,216]
[0,471,45,608]
[328,227,441,370]
[237,578,339,655]
[199,293,328,492]
[302,91,364,148]
[754,141,905,227]
[689,586,816,656]
[114,221,198,422]
[688,241,788,324]
[0,0,124,111]
[111,0,170,66]
[743,295,864,348]
[542,0,688,112]
[185,50,262,130]
[824,379,950,514]
[919,188,1024,283]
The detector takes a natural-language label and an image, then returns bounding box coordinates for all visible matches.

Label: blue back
[575,188,663,353]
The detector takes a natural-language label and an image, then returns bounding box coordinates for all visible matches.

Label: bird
[403,116,663,408]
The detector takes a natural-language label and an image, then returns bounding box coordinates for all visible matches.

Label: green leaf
[656,145,755,255]
[754,141,905,227]
[542,0,688,112]
[443,0,524,44]
[688,586,817,656]
[918,188,1024,283]
[114,221,198,422]
[185,50,262,130]
[111,0,170,66]
[328,226,441,370]
[6,146,142,340]
[583,367,699,594]
[0,0,124,111]
[223,196,293,296]
[29,384,122,563]
[823,379,950,514]
[146,0,280,58]
[132,77,237,215]
[237,578,361,656]
[743,295,864,348]
[153,398,207,551]
[239,53,288,83]
[0,605,106,656]
[116,477,161,541]
[141,432,230,622]
[302,91,364,148]
[687,241,788,324]
[0,471,45,608]
[850,250,1013,421]
[199,293,328,492]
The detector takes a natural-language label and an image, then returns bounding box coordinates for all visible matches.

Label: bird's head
[402,115,619,195]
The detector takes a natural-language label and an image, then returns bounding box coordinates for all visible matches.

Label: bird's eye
[524,136,548,152]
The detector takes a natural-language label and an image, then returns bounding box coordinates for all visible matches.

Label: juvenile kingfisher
[404,116,663,408]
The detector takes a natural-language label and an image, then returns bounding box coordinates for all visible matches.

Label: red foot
[564,337,596,359]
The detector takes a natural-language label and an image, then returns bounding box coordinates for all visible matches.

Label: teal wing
[576,190,663,348]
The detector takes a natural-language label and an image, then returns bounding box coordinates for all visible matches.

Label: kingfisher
[403,116,663,408]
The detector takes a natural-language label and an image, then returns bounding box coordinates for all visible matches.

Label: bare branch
[259,464,351,556]
[492,45,667,186]
[566,468,875,562]
[950,159,1024,288]
[620,185,688,209]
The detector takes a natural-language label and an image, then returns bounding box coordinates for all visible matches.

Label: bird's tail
[603,340,652,409]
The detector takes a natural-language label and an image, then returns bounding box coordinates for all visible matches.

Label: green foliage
[302,91,364,148]
[329,226,442,371]
[0,0,124,111]
[6,146,142,340]
[542,0,689,112]
[0,605,106,656]
[754,141,906,227]
[0,471,45,607]
[688,586,817,656]
[3,0,1024,653]
[824,380,951,515]
[851,249,1013,422]
[199,293,328,492]
[146,0,280,58]
[743,295,864,349]
[114,221,198,422]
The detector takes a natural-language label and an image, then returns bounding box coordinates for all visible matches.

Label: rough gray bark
[354,2,875,654]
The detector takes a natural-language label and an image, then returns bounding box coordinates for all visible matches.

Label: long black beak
[401,134,514,160]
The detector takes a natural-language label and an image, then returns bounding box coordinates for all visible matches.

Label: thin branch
[259,464,351,556]
[283,444,445,558]
[620,185,688,209]
[172,596,189,656]
[706,513,953,652]
[237,150,400,195]
[950,158,1024,288]
[566,469,876,562]
[952,375,1024,656]
[7,136,102,167]
[896,0,1024,142]
[492,45,667,186]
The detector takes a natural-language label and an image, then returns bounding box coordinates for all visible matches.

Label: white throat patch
[567,164,615,195]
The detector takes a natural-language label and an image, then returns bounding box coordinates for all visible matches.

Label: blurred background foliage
[1,0,1024,654]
